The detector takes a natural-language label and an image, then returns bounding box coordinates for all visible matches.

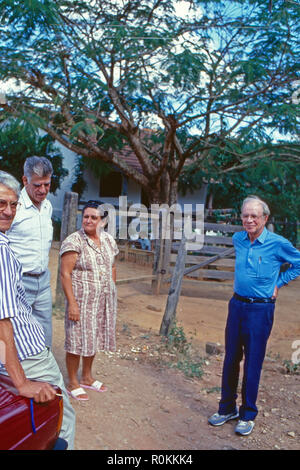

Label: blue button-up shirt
[233,228,300,298]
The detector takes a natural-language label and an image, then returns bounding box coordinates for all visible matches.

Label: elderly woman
[60,201,118,401]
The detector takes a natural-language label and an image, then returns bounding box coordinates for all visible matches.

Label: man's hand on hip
[272,286,279,299]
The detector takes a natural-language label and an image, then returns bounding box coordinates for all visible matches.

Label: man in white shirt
[7,156,54,347]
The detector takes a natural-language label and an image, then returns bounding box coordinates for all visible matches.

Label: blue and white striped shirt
[0,232,45,363]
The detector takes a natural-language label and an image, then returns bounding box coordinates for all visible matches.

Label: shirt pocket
[257,259,273,279]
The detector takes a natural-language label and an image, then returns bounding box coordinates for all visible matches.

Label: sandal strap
[71,387,87,397]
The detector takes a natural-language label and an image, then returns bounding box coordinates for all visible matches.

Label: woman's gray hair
[0,170,21,196]
[241,195,270,216]
[24,156,53,180]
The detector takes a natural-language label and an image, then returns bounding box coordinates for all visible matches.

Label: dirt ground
[49,244,300,451]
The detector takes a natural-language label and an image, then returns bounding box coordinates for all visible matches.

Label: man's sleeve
[0,246,18,320]
[277,239,300,288]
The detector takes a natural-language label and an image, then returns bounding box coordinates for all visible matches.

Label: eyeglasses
[241,214,264,221]
[0,199,20,211]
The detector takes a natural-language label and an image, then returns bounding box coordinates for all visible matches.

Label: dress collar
[80,228,102,251]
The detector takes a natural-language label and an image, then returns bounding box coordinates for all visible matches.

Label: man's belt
[234,293,276,304]
[23,272,45,278]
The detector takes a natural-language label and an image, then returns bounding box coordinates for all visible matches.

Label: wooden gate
[169,222,243,284]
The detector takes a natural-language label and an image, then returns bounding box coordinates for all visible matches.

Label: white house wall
[80,169,141,207]
[48,146,207,220]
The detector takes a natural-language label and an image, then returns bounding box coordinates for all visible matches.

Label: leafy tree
[0,0,299,206]
[179,144,300,242]
[0,119,68,192]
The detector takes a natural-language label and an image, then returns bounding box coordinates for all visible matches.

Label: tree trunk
[159,235,186,336]
[150,175,178,294]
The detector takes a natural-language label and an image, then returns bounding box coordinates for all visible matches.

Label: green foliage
[0,119,68,192]
[166,323,190,355]
[283,360,300,375]
[0,0,60,38]
[179,135,300,243]
[0,0,299,205]
[163,323,205,379]
[173,358,205,379]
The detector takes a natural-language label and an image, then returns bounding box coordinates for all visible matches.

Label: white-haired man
[208,195,300,436]
[0,170,75,449]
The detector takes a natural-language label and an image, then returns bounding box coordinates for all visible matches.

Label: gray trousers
[22,269,53,348]
[1,348,76,449]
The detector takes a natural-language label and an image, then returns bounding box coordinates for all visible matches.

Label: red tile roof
[116,145,143,173]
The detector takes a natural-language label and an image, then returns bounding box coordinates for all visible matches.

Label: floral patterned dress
[60,228,119,356]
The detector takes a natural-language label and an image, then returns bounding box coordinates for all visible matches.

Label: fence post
[152,237,165,295]
[55,191,79,308]
[152,211,163,294]
[159,235,186,336]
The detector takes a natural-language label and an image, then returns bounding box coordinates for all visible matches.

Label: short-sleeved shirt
[7,187,53,274]
[233,228,300,298]
[0,233,45,364]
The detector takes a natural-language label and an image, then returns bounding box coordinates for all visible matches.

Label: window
[99,171,122,197]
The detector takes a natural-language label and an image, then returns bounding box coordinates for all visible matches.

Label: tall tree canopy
[0,119,68,192]
[0,0,299,206]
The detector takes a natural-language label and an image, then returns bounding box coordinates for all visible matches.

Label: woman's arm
[60,251,80,321]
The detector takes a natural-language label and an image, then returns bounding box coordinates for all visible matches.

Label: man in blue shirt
[208,195,300,436]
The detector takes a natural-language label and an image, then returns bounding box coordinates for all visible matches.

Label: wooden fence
[117,243,154,266]
[56,193,298,337]
[56,193,244,293]
[116,222,244,287]
[169,222,243,283]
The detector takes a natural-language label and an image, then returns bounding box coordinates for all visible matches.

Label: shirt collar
[257,227,268,244]
[243,227,268,244]
[0,231,9,243]
[20,187,48,210]
[20,187,35,209]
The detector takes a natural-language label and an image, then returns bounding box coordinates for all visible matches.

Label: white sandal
[80,380,107,392]
[67,387,89,401]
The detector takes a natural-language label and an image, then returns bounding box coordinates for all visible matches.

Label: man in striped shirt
[0,170,75,449]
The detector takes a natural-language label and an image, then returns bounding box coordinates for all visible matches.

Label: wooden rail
[116,222,243,285]
[168,223,243,282]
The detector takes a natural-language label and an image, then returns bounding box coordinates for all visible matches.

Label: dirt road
[50,246,300,450]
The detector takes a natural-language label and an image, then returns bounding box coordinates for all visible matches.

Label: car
[0,374,67,450]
